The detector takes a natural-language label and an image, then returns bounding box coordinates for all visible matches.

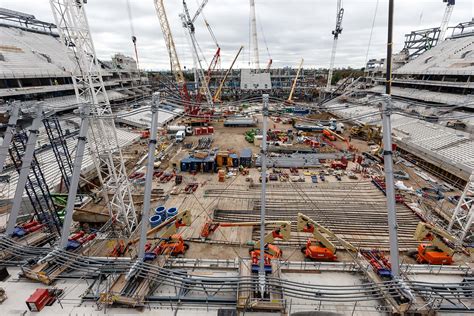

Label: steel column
[259,94,269,297]
[5,105,43,236]
[138,93,160,259]
[381,94,400,277]
[58,105,90,248]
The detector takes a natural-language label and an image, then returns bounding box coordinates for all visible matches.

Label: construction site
[0,0,472,315]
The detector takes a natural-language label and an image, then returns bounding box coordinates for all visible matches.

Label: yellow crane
[287,58,304,103]
[213,45,243,102]
[153,0,192,110]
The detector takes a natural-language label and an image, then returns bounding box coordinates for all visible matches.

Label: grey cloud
[2,0,474,70]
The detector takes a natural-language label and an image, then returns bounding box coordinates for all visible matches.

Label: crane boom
[213,45,243,102]
[154,0,190,106]
[249,0,260,69]
[439,0,455,41]
[326,0,344,89]
[287,58,304,103]
[181,0,213,108]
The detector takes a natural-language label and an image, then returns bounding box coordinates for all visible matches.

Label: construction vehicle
[297,213,357,261]
[200,220,290,272]
[324,128,354,151]
[350,124,382,143]
[250,221,291,273]
[413,222,457,265]
[144,209,191,261]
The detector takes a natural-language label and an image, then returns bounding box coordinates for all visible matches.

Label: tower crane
[326,0,344,89]
[153,0,195,114]
[49,0,137,238]
[249,0,260,69]
[439,0,455,41]
[181,0,213,108]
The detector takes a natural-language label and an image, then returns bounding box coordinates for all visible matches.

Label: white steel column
[5,105,43,236]
[138,94,160,260]
[258,94,269,297]
[382,94,400,277]
[59,105,90,249]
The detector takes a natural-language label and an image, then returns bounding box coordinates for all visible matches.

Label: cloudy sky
[3,0,474,70]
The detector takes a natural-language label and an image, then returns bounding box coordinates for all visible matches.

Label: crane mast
[49,0,137,235]
[326,0,344,89]
[153,0,192,111]
[249,0,260,69]
[181,0,213,108]
[439,0,455,41]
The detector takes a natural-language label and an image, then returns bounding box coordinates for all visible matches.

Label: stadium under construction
[0,1,472,315]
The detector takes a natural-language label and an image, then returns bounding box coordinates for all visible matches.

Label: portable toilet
[239,148,252,167]
[229,153,239,168]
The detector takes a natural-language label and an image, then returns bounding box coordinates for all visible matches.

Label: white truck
[175,130,185,142]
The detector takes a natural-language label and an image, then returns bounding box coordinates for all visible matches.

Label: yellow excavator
[297,213,357,261]
[413,222,457,265]
[350,123,382,143]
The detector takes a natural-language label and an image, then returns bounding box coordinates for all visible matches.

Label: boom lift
[250,221,291,272]
[297,213,357,261]
[413,222,457,265]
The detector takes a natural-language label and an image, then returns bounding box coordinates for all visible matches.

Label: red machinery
[297,213,357,261]
[413,222,456,265]
[26,289,55,312]
[144,210,191,261]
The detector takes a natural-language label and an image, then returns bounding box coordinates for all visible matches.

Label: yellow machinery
[213,46,243,102]
[413,222,457,265]
[350,124,382,143]
[287,58,304,103]
[297,213,356,261]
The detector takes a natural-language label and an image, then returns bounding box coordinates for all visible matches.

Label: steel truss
[448,172,474,241]
[49,0,137,234]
